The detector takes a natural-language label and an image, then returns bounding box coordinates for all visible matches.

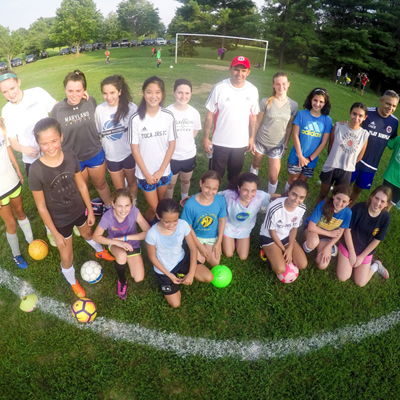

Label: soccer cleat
[95,249,115,261]
[372,260,389,279]
[13,255,28,269]
[331,244,338,257]
[47,232,56,247]
[117,280,127,300]
[71,280,86,298]
[259,248,267,262]
[73,225,81,237]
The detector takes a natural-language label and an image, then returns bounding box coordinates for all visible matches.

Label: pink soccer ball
[276,262,299,283]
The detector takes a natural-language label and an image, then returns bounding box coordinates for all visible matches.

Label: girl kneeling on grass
[337,185,391,286]
[181,171,226,267]
[219,172,279,260]
[29,118,114,298]
[145,198,214,308]
[0,118,34,269]
[93,188,150,300]
[260,180,308,275]
[303,185,352,270]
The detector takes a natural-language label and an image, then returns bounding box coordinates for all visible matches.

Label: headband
[0,73,17,83]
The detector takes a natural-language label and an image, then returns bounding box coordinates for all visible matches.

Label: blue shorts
[79,149,105,171]
[351,168,375,190]
[138,172,172,192]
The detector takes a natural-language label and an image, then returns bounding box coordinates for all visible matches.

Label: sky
[0,0,264,32]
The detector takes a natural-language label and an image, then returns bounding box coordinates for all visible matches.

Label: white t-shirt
[128,108,177,180]
[205,79,260,148]
[166,104,201,161]
[260,197,306,240]
[2,87,57,164]
[145,219,191,274]
[0,129,19,198]
[95,102,138,162]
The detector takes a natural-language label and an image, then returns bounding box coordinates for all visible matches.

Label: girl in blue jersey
[219,172,279,260]
[303,185,352,270]
[285,88,333,190]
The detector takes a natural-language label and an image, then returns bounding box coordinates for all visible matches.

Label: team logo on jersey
[200,216,214,228]
[340,131,360,154]
[373,228,379,236]
[291,217,298,223]
[236,212,250,222]
[368,121,376,129]
[103,114,124,141]
[387,126,392,134]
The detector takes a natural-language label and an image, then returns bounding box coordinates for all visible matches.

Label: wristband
[307,156,312,163]
[124,235,127,242]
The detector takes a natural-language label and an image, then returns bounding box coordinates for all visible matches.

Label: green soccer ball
[211,265,232,288]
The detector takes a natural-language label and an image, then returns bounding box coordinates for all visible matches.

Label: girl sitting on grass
[303,185,352,270]
[285,88,332,191]
[93,188,150,300]
[337,185,391,286]
[260,180,308,275]
[219,172,279,260]
[181,171,226,267]
[129,76,176,226]
[145,198,214,308]
[0,118,34,269]
[29,118,114,299]
[316,102,369,204]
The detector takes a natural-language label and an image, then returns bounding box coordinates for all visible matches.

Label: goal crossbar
[175,33,269,71]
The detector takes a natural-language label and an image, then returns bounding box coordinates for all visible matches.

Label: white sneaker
[47,232,56,247]
[73,225,81,236]
[372,260,389,279]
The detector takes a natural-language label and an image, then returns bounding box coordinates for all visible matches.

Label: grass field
[1,45,400,399]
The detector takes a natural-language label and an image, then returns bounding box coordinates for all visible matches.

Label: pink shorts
[338,242,373,265]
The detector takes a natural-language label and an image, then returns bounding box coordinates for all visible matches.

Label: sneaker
[47,232,56,247]
[13,255,28,269]
[117,280,127,300]
[72,280,86,298]
[95,249,115,261]
[372,260,389,279]
[73,226,81,236]
[259,248,267,262]
[331,244,338,257]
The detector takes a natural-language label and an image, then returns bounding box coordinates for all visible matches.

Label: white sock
[46,226,51,235]
[61,264,76,285]
[6,232,20,257]
[370,262,378,273]
[302,242,312,253]
[104,204,111,210]
[86,238,103,252]
[18,217,34,244]
[181,193,188,200]
[285,182,290,192]
[268,181,278,194]
[250,165,259,175]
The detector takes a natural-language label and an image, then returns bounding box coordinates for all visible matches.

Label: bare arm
[354,239,380,268]
[7,145,23,184]
[269,229,286,252]
[193,129,199,138]
[8,136,39,159]
[310,132,330,162]
[203,111,214,153]
[307,221,343,240]
[356,139,369,163]
[153,140,175,181]
[75,171,95,227]
[255,111,265,135]
[283,227,297,264]
[212,217,225,258]
[283,115,296,150]
[113,211,150,242]
[247,114,257,154]
[131,143,156,184]
[328,125,336,153]
[180,231,199,285]
[292,125,307,167]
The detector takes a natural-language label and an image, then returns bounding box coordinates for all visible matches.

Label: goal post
[175,33,269,71]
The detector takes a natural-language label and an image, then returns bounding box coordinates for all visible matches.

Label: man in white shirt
[203,56,259,181]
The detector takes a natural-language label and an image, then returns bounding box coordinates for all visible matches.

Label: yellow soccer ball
[71,298,97,323]
[28,239,49,260]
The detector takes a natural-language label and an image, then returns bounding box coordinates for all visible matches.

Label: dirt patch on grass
[193,82,213,94]
[199,64,227,71]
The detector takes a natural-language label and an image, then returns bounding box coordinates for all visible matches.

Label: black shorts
[155,248,190,295]
[170,156,196,175]
[56,211,87,239]
[106,153,136,173]
[320,169,352,187]
[260,234,290,248]
[353,83,360,88]
[361,84,366,90]
[383,179,400,204]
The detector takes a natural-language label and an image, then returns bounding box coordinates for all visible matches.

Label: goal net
[174,33,269,71]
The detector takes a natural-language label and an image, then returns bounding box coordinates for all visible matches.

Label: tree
[25,18,53,55]
[117,0,160,42]
[0,26,24,68]
[102,12,124,43]
[51,0,102,54]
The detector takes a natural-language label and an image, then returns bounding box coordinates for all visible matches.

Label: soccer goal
[174,33,269,71]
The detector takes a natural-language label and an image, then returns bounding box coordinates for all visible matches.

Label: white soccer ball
[81,261,103,284]
[331,244,338,258]
[170,65,173,68]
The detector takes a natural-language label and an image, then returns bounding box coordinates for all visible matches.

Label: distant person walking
[360,74,369,96]
[156,48,161,59]
[221,47,226,60]
[152,46,156,57]
[352,73,361,93]
[105,50,110,64]
[335,67,342,84]
[218,48,222,60]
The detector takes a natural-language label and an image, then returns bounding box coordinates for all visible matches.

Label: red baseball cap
[231,56,251,69]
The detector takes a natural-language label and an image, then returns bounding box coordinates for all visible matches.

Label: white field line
[1,266,398,361]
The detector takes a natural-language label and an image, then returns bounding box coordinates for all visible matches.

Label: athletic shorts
[106,153,135,173]
[108,245,141,257]
[170,156,196,175]
[351,169,375,190]
[223,234,249,240]
[197,237,218,246]
[383,179,400,205]
[361,84,366,90]
[24,163,31,177]
[56,211,87,239]
[79,149,105,171]
[260,234,290,248]
[138,172,172,192]
[353,83,360,88]
[338,242,373,265]
[155,247,191,295]
[320,168,352,187]
[0,182,21,206]
[336,75,341,80]
[287,160,315,178]
[255,141,285,159]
